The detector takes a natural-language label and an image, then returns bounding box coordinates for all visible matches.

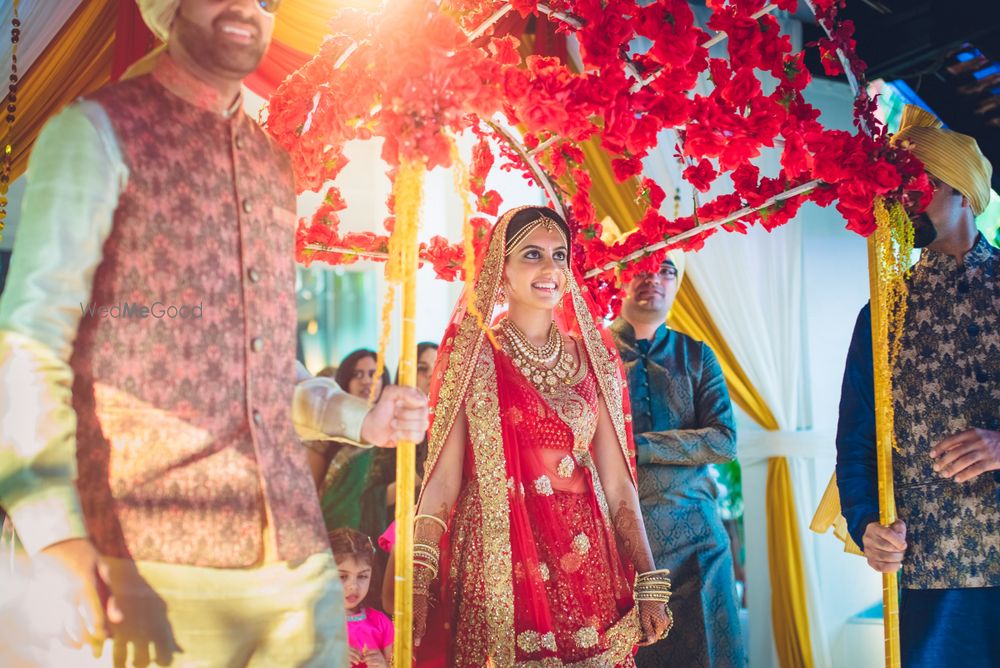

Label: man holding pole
[836,105,999,666]
[0,0,428,665]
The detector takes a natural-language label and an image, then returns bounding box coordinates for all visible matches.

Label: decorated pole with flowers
[388,159,424,666]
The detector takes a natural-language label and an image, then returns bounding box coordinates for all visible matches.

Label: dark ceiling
[802,0,1000,191]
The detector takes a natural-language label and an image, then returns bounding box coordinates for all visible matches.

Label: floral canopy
[265,0,929,316]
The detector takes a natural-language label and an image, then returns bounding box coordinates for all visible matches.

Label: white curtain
[685,217,832,668]
[638,7,837,666]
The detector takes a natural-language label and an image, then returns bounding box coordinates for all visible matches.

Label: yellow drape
[2,0,116,183]
[767,458,816,668]
[271,0,383,57]
[809,474,864,556]
[588,139,815,668]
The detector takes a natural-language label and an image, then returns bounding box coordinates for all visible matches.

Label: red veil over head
[417,206,641,666]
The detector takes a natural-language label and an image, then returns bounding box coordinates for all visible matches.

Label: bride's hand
[637,599,671,646]
[413,571,434,647]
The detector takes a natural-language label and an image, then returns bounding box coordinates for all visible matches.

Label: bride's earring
[497,284,507,305]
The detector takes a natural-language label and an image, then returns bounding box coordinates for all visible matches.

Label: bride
[411,206,672,666]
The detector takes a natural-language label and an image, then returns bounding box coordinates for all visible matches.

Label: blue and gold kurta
[610,319,744,668]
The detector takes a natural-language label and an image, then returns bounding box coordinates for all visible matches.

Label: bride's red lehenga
[416,207,643,667]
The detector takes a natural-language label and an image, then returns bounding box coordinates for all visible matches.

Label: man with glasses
[0,1,427,664]
[610,254,744,668]
[836,105,998,666]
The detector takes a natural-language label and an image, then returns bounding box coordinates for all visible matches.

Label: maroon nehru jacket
[70,55,327,567]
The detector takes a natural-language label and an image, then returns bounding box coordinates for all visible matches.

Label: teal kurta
[610,319,744,668]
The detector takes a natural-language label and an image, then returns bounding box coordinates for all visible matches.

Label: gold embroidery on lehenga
[556,455,575,479]
[571,533,591,555]
[517,631,542,653]
[573,626,599,649]
[568,280,635,486]
[466,344,516,667]
[544,384,596,455]
[582,457,613,527]
[534,475,554,496]
[514,608,641,668]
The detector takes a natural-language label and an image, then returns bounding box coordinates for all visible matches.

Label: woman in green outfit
[312,349,391,531]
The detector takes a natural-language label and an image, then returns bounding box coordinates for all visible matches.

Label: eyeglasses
[659,266,679,280]
[257,0,281,14]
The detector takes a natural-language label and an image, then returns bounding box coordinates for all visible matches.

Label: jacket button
[242,199,253,214]
[235,134,244,150]
[252,410,263,426]
[248,268,261,283]
[251,337,264,353]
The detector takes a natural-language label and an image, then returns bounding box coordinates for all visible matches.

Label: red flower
[869,161,902,193]
[639,177,667,210]
[423,235,464,281]
[612,156,643,181]
[780,130,813,180]
[477,190,503,216]
[683,159,718,193]
[780,52,812,91]
[470,137,494,196]
[489,35,521,66]
[721,66,761,108]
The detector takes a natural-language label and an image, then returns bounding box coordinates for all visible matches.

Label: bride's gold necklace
[500,318,578,393]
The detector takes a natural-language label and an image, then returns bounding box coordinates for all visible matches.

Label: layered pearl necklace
[500,318,579,393]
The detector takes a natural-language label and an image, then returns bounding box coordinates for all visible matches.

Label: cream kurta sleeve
[0,102,126,555]
[292,363,371,448]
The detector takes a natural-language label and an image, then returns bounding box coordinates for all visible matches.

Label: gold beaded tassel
[0,0,20,241]
[867,197,914,668]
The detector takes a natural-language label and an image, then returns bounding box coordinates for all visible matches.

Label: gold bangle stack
[634,568,672,603]
[414,514,448,532]
[413,542,440,581]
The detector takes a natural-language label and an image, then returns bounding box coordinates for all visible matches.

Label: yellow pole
[866,231,901,668]
[391,160,423,667]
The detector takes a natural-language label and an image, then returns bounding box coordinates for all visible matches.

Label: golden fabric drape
[2,0,117,183]
[810,474,864,556]
[588,140,815,668]
[767,457,816,668]
[271,0,380,57]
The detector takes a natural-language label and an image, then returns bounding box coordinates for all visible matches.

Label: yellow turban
[892,105,993,216]
[137,0,180,43]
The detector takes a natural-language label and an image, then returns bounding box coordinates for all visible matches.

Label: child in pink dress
[330,528,393,668]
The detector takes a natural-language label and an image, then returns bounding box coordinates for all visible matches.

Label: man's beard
[911,213,938,248]
[174,10,266,79]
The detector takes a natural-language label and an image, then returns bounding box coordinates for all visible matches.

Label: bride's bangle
[635,568,672,603]
[415,514,448,532]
